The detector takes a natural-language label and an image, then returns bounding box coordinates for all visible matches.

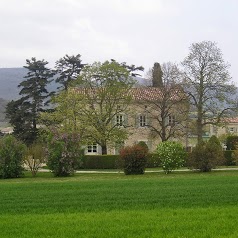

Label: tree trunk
[196,117,203,144]
[101,144,107,155]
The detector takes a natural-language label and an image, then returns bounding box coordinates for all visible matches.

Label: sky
[0,0,238,83]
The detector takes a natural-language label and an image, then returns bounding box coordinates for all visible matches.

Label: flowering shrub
[156,141,186,174]
[120,144,148,175]
[46,129,83,177]
[0,135,26,179]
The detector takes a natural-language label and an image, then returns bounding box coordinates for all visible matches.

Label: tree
[110,59,144,77]
[145,62,189,142]
[152,62,163,87]
[76,61,137,154]
[182,41,237,143]
[188,136,224,172]
[6,57,54,145]
[42,60,137,155]
[55,54,85,90]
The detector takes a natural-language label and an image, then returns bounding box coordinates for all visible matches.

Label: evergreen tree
[55,54,85,90]
[6,57,54,144]
[152,62,163,87]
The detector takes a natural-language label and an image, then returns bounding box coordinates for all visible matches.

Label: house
[84,86,189,155]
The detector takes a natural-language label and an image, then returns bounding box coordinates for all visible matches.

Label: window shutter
[124,114,128,127]
[135,114,139,128]
[147,140,152,151]
[146,114,151,126]
[97,144,102,155]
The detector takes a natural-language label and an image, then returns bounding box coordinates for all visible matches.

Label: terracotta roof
[73,87,185,101]
[130,87,184,101]
[223,117,238,123]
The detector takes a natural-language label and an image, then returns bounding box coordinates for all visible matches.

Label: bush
[0,135,26,179]
[226,136,238,150]
[46,130,83,177]
[120,144,148,175]
[223,150,235,166]
[188,136,224,172]
[24,143,46,176]
[146,153,160,168]
[156,141,186,174]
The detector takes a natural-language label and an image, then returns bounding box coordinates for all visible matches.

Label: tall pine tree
[55,54,85,90]
[6,57,54,145]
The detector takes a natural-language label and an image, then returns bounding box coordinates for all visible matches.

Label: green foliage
[120,144,148,175]
[223,150,235,166]
[0,135,26,178]
[46,129,82,177]
[79,155,119,169]
[226,135,238,150]
[156,141,186,174]
[6,57,55,145]
[146,153,161,168]
[137,141,149,153]
[55,54,85,90]
[25,143,46,176]
[188,136,224,172]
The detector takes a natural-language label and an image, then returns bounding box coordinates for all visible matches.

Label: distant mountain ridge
[0,68,59,101]
[0,68,27,100]
[0,68,59,126]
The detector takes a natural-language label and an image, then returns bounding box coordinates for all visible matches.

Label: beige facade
[85,87,188,155]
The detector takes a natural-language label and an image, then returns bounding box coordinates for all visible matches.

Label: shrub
[120,144,148,175]
[146,153,160,168]
[137,141,149,153]
[0,135,26,179]
[223,150,235,166]
[46,130,83,177]
[188,136,224,172]
[24,143,45,176]
[156,141,186,174]
[226,136,238,150]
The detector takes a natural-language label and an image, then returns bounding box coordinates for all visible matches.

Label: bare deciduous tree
[144,62,189,142]
[182,41,237,143]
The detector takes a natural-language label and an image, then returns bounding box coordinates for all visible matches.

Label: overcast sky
[0,0,237,83]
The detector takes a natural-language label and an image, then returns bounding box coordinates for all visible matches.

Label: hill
[0,68,27,100]
[0,68,59,125]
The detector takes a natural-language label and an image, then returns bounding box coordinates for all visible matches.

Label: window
[168,115,176,125]
[139,115,146,127]
[87,144,97,153]
[116,114,124,126]
[229,127,235,133]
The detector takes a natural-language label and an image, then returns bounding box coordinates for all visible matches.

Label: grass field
[1,170,238,237]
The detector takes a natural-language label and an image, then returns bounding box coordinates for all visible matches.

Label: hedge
[79,155,119,169]
[77,154,161,169]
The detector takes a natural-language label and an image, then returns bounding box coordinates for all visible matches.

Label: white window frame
[168,115,176,125]
[139,115,146,127]
[87,143,98,153]
[116,114,124,127]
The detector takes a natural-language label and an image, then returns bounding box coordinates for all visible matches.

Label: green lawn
[1,171,238,237]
